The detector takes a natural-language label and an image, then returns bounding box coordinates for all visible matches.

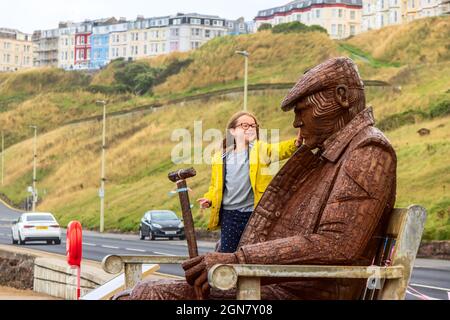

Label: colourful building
[0,28,33,72]
[254,0,363,39]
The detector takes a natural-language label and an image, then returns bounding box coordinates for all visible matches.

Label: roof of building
[256,0,363,18]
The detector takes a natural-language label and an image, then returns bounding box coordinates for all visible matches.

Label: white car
[11,212,61,245]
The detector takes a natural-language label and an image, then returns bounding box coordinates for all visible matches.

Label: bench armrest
[102,255,189,274]
[208,264,404,291]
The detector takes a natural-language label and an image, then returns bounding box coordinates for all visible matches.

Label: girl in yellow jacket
[197,111,300,253]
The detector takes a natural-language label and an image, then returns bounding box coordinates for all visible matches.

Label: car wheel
[180,236,186,241]
[47,240,53,245]
[55,239,61,245]
[169,237,174,241]
[12,236,18,245]
[150,232,156,241]
[18,233,25,245]
[139,229,145,240]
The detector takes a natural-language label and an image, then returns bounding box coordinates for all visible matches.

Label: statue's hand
[182,253,238,299]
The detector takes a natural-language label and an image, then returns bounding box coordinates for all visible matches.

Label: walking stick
[168,168,198,258]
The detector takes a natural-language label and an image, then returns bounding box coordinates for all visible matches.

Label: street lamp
[29,126,38,211]
[97,100,107,233]
[235,50,249,112]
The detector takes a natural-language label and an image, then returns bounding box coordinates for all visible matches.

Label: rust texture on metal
[113,57,404,301]
[168,168,197,183]
[177,179,199,258]
[168,168,199,259]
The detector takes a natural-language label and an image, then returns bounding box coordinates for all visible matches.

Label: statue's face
[293,96,331,149]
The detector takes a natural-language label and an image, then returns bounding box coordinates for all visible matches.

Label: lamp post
[97,101,107,233]
[30,126,38,211]
[235,50,249,112]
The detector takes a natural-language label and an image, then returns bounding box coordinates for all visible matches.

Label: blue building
[90,18,122,70]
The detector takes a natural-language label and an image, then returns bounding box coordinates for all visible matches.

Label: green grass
[338,43,402,68]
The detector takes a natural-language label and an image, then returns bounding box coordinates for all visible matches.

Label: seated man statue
[114,57,397,300]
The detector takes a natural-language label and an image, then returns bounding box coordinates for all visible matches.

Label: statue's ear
[335,85,350,109]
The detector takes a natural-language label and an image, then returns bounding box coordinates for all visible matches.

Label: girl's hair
[222,111,260,153]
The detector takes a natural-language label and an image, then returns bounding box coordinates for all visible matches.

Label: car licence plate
[36,226,48,230]
[165,231,177,235]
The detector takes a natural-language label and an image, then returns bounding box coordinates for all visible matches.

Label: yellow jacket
[204,139,298,231]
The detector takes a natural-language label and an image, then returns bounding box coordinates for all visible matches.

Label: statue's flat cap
[281,57,364,111]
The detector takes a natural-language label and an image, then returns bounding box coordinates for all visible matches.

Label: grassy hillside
[0,16,449,239]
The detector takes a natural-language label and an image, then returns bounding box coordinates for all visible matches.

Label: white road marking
[410,283,450,292]
[83,243,97,247]
[102,245,120,250]
[126,248,146,253]
[154,252,176,256]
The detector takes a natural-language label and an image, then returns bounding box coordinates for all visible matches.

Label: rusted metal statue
[114,57,397,300]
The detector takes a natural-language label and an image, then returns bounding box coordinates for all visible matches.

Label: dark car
[139,210,185,241]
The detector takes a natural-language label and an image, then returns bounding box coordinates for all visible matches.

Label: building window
[123,47,126,56]
[170,41,179,52]
[331,24,336,35]
[350,25,356,36]
[192,28,201,37]
[213,20,224,27]
[205,19,210,25]
[191,18,201,25]
[191,41,201,50]
[205,29,211,38]
[171,28,179,37]
[316,10,321,18]
[173,19,181,25]
[350,11,356,20]
[338,9,343,18]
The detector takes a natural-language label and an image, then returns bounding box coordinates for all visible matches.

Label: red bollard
[66,221,83,300]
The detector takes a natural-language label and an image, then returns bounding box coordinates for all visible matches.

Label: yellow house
[0,28,33,72]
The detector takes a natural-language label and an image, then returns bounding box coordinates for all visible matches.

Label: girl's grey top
[222,148,255,212]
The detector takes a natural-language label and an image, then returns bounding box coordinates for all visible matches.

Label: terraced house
[254,0,363,39]
[362,0,450,31]
[28,13,250,71]
[0,28,33,72]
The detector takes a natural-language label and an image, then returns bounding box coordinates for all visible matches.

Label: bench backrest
[365,206,427,300]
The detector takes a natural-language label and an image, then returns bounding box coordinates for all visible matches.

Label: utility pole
[97,101,107,233]
[235,51,249,111]
[1,131,4,186]
[30,126,38,211]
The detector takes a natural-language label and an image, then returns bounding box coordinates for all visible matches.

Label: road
[0,200,449,300]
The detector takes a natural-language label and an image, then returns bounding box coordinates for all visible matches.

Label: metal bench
[102,205,427,300]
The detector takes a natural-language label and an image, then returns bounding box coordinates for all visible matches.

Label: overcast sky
[1,0,286,34]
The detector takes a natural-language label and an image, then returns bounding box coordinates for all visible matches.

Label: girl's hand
[197,198,212,209]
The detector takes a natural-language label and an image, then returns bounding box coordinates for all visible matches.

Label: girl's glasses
[235,123,259,130]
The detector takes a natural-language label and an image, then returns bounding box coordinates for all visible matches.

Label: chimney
[137,15,144,20]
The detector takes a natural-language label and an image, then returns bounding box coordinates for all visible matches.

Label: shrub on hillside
[257,23,273,32]
[271,22,328,35]
[429,100,450,119]
[114,62,161,95]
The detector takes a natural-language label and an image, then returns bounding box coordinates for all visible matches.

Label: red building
[74,32,91,68]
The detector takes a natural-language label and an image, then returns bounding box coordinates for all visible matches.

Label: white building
[255,0,363,39]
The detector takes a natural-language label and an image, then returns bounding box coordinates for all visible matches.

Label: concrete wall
[33,258,107,300]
